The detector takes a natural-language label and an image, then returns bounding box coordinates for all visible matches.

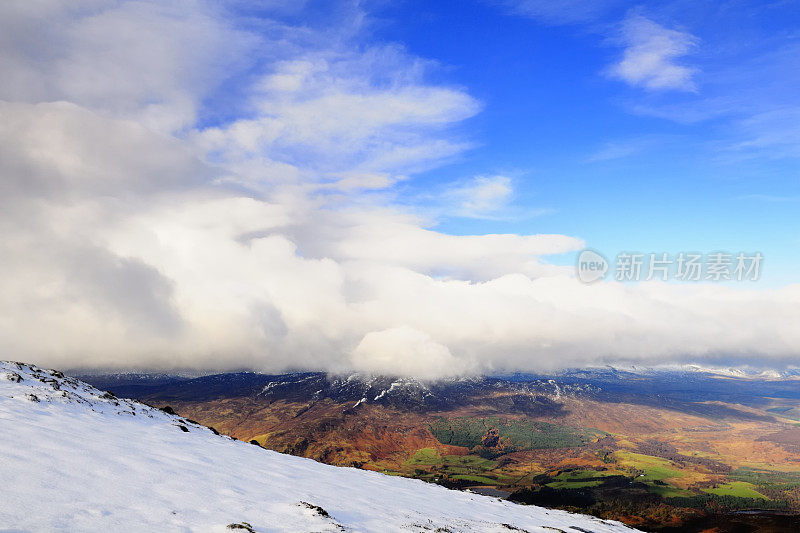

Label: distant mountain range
[76,364,800,414]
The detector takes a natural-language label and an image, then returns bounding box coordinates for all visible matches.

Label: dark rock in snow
[226,522,255,532]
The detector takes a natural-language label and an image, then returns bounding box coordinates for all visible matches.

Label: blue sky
[323,0,800,284]
[3,0,800,372]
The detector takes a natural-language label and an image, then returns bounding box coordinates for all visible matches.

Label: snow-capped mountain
[0,361,637,533]
[79,370,599,414]
[674,364,800,380]
[557,363,800,381]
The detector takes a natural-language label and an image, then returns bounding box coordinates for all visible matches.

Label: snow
[0,362,639,533]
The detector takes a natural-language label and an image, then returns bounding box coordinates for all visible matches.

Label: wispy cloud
[607,14,699,92]
[197,52,480,185]
[586,136,663,162]
[500,0,621,25]
[731,107,800,159]
[447,175,513,217]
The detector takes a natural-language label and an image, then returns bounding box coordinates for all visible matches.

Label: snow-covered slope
[0,362,638,533]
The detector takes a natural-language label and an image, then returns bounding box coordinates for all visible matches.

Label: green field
[405,446,504,485]
[407,449,498,467]
[703,481,768,499]
[613,451,685,482]
[406,447,442,465]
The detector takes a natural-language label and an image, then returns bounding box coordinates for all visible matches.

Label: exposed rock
[299,501,330,517]
[226,522,255,532]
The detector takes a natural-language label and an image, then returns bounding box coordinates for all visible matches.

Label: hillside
[0,361,636,533]
[81,369,800,530]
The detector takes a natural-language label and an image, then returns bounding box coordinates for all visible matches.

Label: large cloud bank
[1,1,799,378]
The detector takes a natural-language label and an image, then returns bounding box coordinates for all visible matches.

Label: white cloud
[1,1,799,378]
[197,53,480,185]
[446,175,514,217]
[350,326,472,379]
[608,14,698,92]
[283,208,581,281]
[0,0,252,133]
